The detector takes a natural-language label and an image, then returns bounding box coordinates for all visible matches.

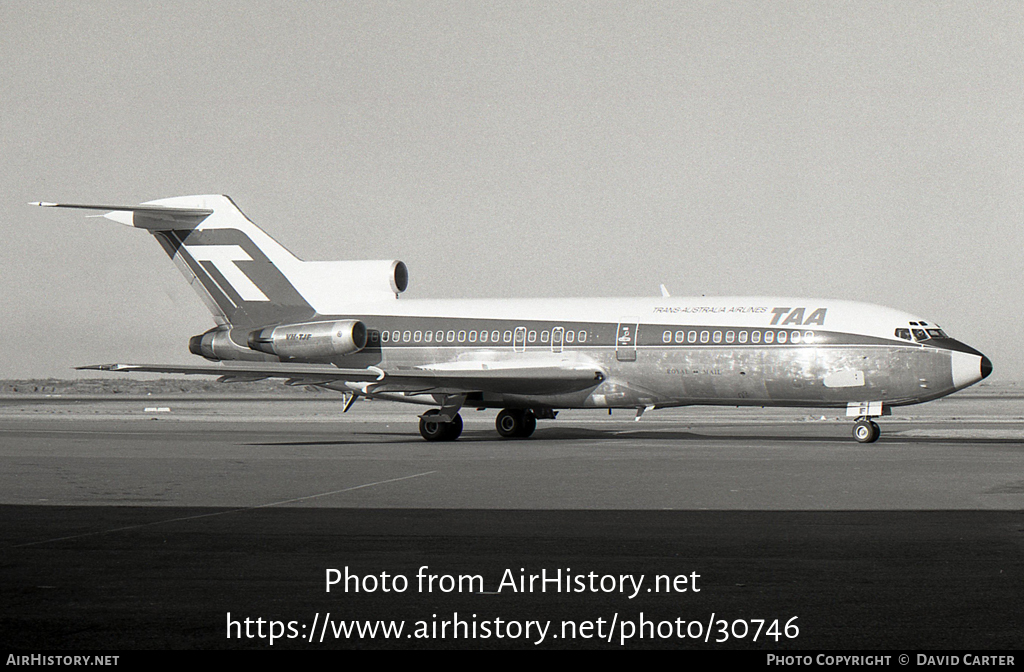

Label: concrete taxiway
[1,390,1022,649]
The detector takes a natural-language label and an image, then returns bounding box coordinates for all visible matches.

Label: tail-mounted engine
[189,327,279,362]
[247,320,368,359]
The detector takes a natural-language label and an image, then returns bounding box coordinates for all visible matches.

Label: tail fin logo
[184,244,270,302]
[155,227,315,328]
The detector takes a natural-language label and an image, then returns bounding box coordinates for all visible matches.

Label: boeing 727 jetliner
[35,195,992,443]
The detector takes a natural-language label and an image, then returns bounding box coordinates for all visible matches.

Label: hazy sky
[2,1,1022,379]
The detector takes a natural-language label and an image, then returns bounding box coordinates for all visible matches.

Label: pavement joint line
[7,470,438,549]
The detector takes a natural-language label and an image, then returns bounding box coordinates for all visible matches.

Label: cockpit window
[900,325,948,342]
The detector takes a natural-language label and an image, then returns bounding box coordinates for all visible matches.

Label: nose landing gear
[852,418,880,443]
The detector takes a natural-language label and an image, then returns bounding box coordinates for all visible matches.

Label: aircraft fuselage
[212,295,989,414]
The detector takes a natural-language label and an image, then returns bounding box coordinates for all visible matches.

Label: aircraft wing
[78,361,606,396]
[77,362,385,386]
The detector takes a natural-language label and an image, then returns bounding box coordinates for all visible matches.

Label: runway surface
[1,392,1022,649]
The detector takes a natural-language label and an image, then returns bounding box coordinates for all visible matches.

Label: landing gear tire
[495,409,537,438]
[521,412,536,438]
[852,419,880,443]
[419,410,463,442]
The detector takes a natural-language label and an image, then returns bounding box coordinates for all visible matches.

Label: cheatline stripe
[9,470,437,548]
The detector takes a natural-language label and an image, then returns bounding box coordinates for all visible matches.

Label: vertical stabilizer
[34,195,409,328]
[141,195,316,328]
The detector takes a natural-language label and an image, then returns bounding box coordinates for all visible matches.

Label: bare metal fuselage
[268,300,980,413]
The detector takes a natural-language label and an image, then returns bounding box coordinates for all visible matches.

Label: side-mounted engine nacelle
[247,320,368,359]
[189,327,280,362]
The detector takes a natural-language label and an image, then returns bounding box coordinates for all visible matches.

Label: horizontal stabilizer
[31,201,213,227]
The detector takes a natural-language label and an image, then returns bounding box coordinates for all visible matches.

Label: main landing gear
[852,418,881,443]
[417,406,544,441]
[495,409,537,439]
[419,409,463,442]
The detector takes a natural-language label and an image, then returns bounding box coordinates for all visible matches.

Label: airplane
[34,195,992,443]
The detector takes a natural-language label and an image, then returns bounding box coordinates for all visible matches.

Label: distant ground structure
[0,378,333,396]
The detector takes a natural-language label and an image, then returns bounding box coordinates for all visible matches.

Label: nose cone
[950,349,992,389]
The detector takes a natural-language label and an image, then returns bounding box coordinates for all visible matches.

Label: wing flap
[379,366,605,395]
